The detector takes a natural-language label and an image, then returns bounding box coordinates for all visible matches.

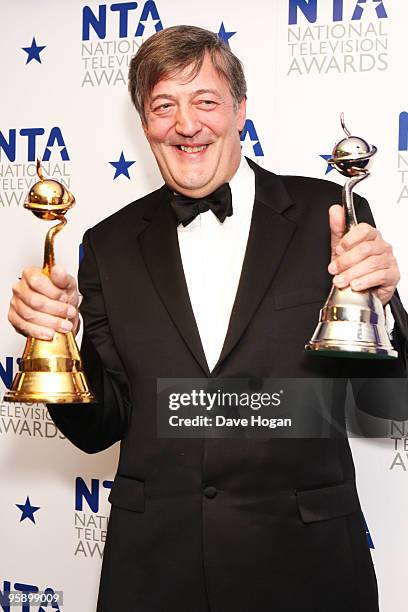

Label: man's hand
[8,265,80,340]
[327,204,400,306]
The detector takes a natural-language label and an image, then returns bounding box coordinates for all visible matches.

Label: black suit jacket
[48,159,408,612]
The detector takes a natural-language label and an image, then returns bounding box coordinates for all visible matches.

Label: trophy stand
[4,160,95,403]
[305,115,397,359]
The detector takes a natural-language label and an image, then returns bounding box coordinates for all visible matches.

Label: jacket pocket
[296,480,360,524]
[273,287,329,310]
[108,474,145,512]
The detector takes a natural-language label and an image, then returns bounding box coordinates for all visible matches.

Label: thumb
[50,265,76,293]
[329,204,345,260]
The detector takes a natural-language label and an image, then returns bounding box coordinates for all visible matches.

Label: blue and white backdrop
[1,1,408,610]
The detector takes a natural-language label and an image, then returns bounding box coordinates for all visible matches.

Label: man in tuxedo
[8,25,408,612]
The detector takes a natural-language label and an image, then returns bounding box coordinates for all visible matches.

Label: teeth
[179,145,207,153]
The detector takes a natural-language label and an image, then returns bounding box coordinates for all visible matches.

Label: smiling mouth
[176,144,209,153]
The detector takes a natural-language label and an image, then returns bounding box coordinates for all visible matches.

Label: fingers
[331,261,399,292]
[11,292,77,324]
[328,239,392,276]
[8,266,79,339]
[326,220,400,306]
[333,223,379,256]
[22,267,78,305]
[347,269,399,293]
[8,310,56,341]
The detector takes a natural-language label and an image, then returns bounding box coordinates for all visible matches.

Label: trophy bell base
[3,370,95,404]
[305,339,397,359]
[305,285,398,360]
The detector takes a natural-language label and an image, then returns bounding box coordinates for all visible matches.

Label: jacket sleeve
[349,196,408,421]
[47,229,132,453]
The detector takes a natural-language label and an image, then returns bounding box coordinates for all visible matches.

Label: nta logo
[82,1,163,40]
[289,0,388,25]
[75,477,113,513]
[74,477,111,558]
[0,128,69,162]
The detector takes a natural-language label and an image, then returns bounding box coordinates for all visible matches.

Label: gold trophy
[4,160,95,403]
[305,115,397,359]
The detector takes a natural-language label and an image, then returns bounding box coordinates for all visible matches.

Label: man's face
[142,53,246,198]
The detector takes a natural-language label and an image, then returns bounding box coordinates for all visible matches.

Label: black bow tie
[170,183,233,227]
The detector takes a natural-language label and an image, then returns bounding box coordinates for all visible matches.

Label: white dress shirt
[177,155,255,372]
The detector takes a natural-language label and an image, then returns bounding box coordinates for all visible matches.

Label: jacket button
[204,486,217,499]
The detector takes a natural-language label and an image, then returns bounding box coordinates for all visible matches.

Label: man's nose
[175,105,202,137]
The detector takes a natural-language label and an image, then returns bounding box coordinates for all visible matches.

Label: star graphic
[43,142,69,161]
[109,151,136,180]
[16,496,40,524]
[217,22,236,46]
[22,37,46,64]
[320,154,334,175]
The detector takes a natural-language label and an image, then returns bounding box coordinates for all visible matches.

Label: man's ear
[236,97,247,132]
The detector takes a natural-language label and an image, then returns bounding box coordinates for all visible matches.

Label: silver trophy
[305,114,397,358]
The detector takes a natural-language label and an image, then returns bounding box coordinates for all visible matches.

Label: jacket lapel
[138,187,210,375]
[137,160,298,377]
[214,160,297,370]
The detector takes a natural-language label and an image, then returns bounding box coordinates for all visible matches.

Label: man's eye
[153,103,173,112]
[198,100,217,107]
